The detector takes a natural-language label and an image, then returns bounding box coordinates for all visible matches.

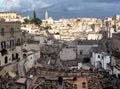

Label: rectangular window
[1,41,6,49]
[80,50,83,55]
[10,28,14,34]
[1,28,4,36]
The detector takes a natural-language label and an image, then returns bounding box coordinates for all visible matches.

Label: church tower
[45,10,48,20]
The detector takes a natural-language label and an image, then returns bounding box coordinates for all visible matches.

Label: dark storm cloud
[0,0,120,19]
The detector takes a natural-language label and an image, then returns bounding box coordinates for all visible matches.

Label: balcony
[0,49,8,56]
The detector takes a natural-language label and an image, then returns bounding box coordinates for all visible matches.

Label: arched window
[10,40,14,48]
[17,39,20,45]
[1,41,6,49]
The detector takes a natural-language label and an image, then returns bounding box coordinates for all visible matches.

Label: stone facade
[0,12,21,21]
[0,20,24,66]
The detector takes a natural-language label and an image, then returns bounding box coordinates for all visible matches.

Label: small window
[10,40,14,48]
[80,50,83,55]
[1,41,6,49]
[17,39,21,45]
[98,55,100,58]
[10,28,14,34]
[5,56,8,64]
[102,56,104,59]
[1,28,4,36]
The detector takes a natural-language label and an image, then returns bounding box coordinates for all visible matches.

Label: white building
[87,33,102,40]
[21,27,39,34]
[24,50,40,72]
[91,52,111,70]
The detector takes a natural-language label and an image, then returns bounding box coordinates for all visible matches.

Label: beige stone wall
[0,21,23,48]
[0,12,21,20]
[60,48,76,60]
[0,20,24,66]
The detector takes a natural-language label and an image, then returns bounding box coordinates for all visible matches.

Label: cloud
[0,0,21,11]
[0,0,120,19]
[0,0,54,12]
[82,0,120,3]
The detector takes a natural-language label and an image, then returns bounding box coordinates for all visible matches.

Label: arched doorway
[16,53,19,59]
[5,56,8,64]
[58,77,63,85]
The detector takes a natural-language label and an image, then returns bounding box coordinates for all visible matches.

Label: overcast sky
[0,0,120,19]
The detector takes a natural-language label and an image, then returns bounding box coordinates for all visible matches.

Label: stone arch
[1,41,6,49]
[10,39,15,48]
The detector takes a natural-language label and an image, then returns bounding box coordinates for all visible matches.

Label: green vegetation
[55,32,60,35]
[22,10,42,26]
[30,10,42,26]
[76,19,80,22]
[23,18,30,24]
[30,18,42,26]
[45,26,52,29]
[67,24,72,27]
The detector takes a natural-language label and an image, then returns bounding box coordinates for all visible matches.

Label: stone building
[0,19,24,66]
[0,12,21,21]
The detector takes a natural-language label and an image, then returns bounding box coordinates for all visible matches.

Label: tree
[30,10,42,26]
[23,18,30,24]
[55,32,60,35]
[45,26,51,29]
[30,18,42,26]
